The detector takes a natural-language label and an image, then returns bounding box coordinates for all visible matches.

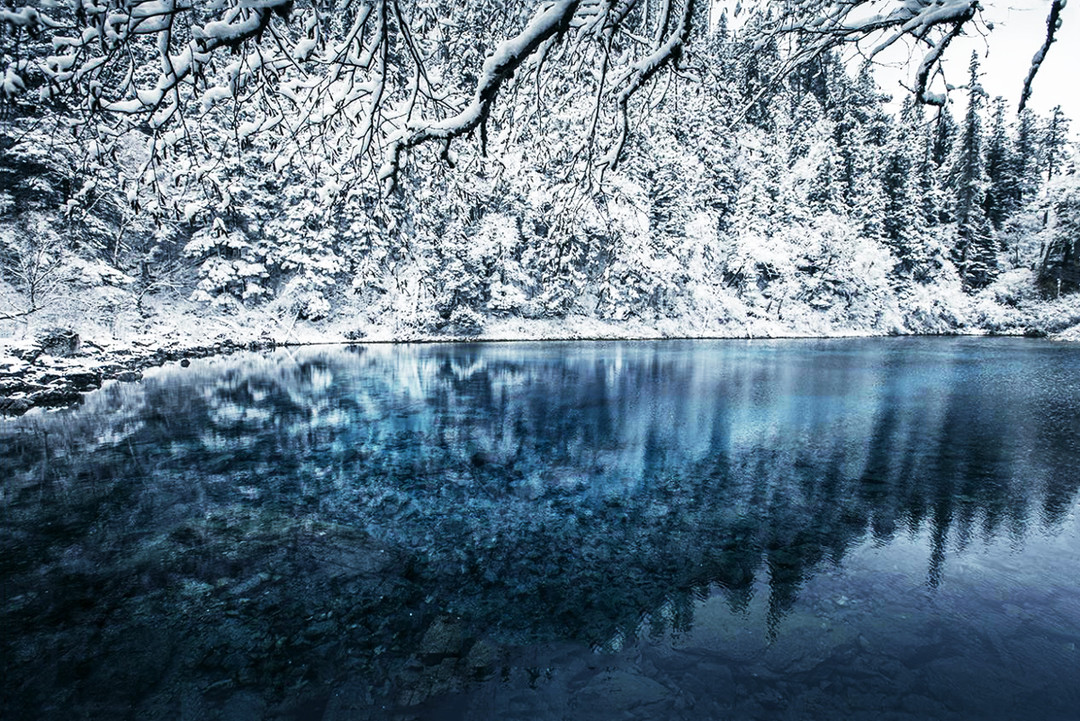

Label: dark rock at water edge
[29,384,83,408]
[34,328,80,358]
[1039,232,1080,297]
[64,371,103,391]
[0,396,32,415]
[0,378,45,396]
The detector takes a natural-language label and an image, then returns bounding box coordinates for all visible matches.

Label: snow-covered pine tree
[983,97,1017,232]
[808,147,844,216]
[1014,108,1041,204]
[829,62,887,240]
[932,108,957,170]
[723,138,780,297]
[882,97,923,267]
[1045,106,1071,182]
[846,123,887,241]
[951,52,996,290]
[914,107,947,229]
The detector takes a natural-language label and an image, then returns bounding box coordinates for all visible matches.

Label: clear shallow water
[1,337,1079,720]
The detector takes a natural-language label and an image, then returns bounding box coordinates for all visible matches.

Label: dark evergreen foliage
[1045,106,1071,182]
[984,97,1017,232]
[951,53,996,290]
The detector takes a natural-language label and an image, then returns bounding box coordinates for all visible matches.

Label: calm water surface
[2,338,1079,720]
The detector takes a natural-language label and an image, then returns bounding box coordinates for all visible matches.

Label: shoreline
[1,323,1071,419]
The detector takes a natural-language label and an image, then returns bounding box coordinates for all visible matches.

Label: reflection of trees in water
[1,340,1079,718]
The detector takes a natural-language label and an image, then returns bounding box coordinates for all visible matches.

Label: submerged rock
[420,617,466,659]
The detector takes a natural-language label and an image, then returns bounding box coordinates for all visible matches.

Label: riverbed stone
[219,691,265,721]
[574,670,670,711]
[420,616,466,659]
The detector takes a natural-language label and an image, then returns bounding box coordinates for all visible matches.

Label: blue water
[2,338,1079,720]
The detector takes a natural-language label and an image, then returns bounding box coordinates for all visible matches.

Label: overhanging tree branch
[1019,0,1065,112]
[378,0,582,191]
[0,1,1053,195]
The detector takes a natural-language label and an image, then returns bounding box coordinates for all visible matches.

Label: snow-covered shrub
[272,277,333,321]
[488,279,528,316]
[475,213,532,317]
[184,219,272,305]
[0,213,76,316]
[896,278,970,333]
[987,268,1041,308]
[1023,293,1080,336]
[445,305,484,337]
[67,257,133,288]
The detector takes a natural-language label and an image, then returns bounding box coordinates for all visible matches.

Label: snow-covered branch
[0,0,1066,195]
[1019,0,1066,112]
[601,0,694,172]
[379,0,583,190]
[769,1,983,105]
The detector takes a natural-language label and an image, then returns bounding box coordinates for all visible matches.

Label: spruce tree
[952,52,996,290]
[882,97,921,257]
[808,147,843,215]
[829,63,887,238]
[853,62,891,147]
[916,109,947,228]
[932,107,957,168]
[1014,108,1040,203]
[1045,105,1071,182]
[983,97,1016,231]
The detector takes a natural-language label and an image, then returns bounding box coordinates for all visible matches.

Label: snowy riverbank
[4,300,1079,418]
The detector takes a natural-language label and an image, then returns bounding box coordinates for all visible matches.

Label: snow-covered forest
[1,0,1079,346]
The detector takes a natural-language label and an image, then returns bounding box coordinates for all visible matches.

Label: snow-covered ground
[5,277,1079,419]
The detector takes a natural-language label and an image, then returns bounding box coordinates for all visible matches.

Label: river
[2,338,1079,719]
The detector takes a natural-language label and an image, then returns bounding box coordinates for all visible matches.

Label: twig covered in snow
[379,0,582,191]
[1019,0,1066,112]
[0,0,1063,196]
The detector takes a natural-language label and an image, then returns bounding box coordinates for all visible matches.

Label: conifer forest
[0,0,1077,346]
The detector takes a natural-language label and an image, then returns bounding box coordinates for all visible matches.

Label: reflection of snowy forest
[3,341,1078,716]
[1,1,1079,342]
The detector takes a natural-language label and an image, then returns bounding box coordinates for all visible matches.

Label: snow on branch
[600,0,694,172]
[1019,0,1066,112]
[770,1,983,106]
[378,0,582,191]
[0,0,1054,197]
